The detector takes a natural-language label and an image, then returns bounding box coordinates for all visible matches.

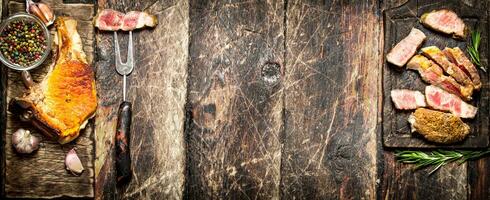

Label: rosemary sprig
[395,150,490,175]
[467,30,485,72]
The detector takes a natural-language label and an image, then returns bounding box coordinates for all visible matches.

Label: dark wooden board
[2,0,95,198]
[184,0,284,199]
[382,0,489,148]
[281,1,380,199]
[94,0,188,199]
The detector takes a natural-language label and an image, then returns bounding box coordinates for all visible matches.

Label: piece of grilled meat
[408,108,470,144]
[10,17,97,144]
[421,9,466,39]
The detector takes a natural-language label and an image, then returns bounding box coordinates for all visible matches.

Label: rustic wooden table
[0,0,488,199]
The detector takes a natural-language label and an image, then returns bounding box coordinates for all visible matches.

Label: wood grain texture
[381,151,468,200]
[382,0,489,148]
[0,0,5,196]
[281,1,380,199]
[185,0,284,199]
[468,157,489,200]
[94,0,188,199]
[3,0,95,198]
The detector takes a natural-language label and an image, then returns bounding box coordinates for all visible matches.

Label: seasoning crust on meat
[409,108,470,144]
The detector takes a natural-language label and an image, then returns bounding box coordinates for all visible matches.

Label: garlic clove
[12,128,41,154]
[65,148,84,176]
[37,3,55,26]
[26,0,48,24]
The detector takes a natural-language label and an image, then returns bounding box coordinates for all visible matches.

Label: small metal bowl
[0,13,51,71]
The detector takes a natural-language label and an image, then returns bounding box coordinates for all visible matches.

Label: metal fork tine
[114,31,122,65]
[127,31,133,66]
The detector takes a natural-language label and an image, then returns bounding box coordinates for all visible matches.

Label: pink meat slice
[425,85,477,118]
[386,28,426,67]
[421,9,466,39]
[94,9,125,31]
[121,11,158,31]
[390,89,426,110]
[94,9,158,31]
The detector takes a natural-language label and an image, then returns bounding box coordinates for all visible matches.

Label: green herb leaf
[467,30,485,72]
[395,150,490,175]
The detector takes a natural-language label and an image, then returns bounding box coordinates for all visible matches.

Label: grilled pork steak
[409,108,470,144]
[94,9,158,31]
[422,46,474,89]
[443,47,481,90]
[10,17,97,144]
[390,89,426,110]
[407,55,473,101]
[386,28,426,67]
[425,85,477,118]
[421,9,466,39]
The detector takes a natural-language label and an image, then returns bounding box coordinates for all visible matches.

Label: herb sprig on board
[395,150,490,175]
[467,30,485,72]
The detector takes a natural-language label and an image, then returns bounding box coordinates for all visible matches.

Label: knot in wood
[261,62,281,85]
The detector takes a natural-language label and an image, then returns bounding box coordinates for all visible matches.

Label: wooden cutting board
[382,0,489,148]
[1,0,95,198]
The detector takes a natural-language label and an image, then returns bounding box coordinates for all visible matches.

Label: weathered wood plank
[468,157,489,200]
[185,0,284,199]
[3,0,95,198]
[467,3,490,199]
[381,151,467,200]
[281,1,380,199]
[94,0,188,199]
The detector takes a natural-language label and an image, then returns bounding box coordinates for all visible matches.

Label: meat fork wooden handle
[115,101,132,184]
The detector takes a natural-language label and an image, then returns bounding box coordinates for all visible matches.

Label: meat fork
[114,31,133,184]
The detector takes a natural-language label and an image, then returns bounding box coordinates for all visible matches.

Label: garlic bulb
[12,128,40,154]
[65,148,84,175]
[26,0,55,26]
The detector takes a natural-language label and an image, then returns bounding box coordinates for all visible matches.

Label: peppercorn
[0,19,47,67]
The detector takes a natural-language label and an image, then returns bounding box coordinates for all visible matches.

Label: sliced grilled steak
[407,55,473,101]
[391,89,426,110]
[425,85,477,118]
[386,28,426,67]
[443,47,481,90]
[421,9,466,39]
[408,108,470,144]
[422,46,473,88]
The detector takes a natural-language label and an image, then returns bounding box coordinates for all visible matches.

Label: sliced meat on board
[421,9,466,39]
[390,89,426,110]
[386,28,426,67]
[94,9,158,31]
[443,47,481,90]
[408,108,470,144]
[407,55,473,101]
[425,85,477,119]
[422,46,474,88]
